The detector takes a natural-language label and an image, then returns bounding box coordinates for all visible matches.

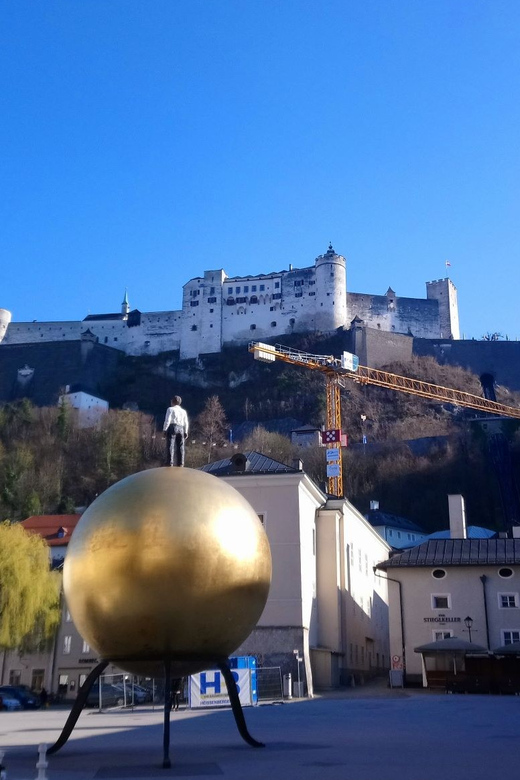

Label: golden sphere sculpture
[63,467,272,677]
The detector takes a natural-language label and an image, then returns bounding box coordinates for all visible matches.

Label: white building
[376,495,520,687]
[202,451,391,692]
[58,388,109,428]
[0,246,460,360]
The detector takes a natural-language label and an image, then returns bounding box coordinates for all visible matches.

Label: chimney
[370,500,380,511]
[448,495,467,539]
[292,458,303,471]
[512,526,520,539]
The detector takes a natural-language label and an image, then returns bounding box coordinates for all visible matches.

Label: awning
[492,641,520,655]
[414,637,488,653]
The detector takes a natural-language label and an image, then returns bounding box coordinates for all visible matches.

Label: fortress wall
[220,272,285,352]
[413,339,520,392]
[347,293,440,339]
[3,320,82,345]
[125,311,182,355]
[353,326,414,368]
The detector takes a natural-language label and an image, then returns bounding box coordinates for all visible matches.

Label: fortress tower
[0,309,12,344]
[426,278,460,339]
[314,244,347,332]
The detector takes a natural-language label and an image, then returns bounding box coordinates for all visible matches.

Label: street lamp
[464,616,473,643]
[293,649,303,697]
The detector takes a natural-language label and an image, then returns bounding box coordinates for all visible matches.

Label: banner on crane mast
[321,429,341,444]
[327,463,341,478]
[341,351,359,372]
[326,448,340,461]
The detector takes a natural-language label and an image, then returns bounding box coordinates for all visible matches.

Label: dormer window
[57,527,67,538]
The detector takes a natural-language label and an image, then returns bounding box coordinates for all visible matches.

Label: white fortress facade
[0,246,459,360]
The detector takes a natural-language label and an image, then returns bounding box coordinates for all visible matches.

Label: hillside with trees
[1,340,519,533]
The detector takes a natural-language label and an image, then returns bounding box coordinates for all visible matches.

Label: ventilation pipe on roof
[370,500,380,511]
[448,494,467,539]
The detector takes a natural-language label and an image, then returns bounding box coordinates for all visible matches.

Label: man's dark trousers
[166,424,185,466]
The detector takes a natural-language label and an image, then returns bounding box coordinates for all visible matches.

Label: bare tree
[194,396,229,463]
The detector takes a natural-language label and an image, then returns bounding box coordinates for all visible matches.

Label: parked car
[85,684,125,708]
[0,694,22,711]
[112,683,148,705]
[132,684,153,702]
[0,686,40,710]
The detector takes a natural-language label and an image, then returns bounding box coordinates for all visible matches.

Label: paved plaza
[1,684,519,780]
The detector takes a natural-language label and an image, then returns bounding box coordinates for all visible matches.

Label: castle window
[309,292,315,296]
[114,337,118,342]
[236,287,241,294]
[250,296,258,304]
[252,285,257,292]
[226,298,235,306]
[272,293,281,300]
[191,325,197,331]
[271,321,277,327]
[210,324,213,328]
[210,287,215,295]
[228,288,233,295]
[275,281,280,288]
[236,297,247,304]
[190,301,199,307]
[250,324,256,330]
[104,337,108,343]
[295,292,302,298]
[209,308,214,313]
[260,284,265,291]
[244,286,249,293]
[289,318,295,325]
[207,297,217,303]
[270,306,275,311]
[377,323,381,329]
[309,280,315,286]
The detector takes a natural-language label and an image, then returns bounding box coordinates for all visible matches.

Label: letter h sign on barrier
[200,671,221,695]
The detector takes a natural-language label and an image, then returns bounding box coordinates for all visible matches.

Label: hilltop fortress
[0,245,459,360]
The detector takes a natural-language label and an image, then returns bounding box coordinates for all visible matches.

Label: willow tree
[0,522,61,649]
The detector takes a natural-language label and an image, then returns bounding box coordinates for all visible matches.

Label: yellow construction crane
[249,341,520,498]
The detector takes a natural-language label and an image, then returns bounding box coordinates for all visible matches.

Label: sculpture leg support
[217,661,265,748]
[47,660,110,755]
[162,659,172,768]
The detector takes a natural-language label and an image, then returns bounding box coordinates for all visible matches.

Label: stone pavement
[0,684,519,780]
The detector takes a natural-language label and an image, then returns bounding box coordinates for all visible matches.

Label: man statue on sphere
[163,396,189,467]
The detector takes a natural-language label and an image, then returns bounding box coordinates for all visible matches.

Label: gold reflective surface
[64,468,272,677]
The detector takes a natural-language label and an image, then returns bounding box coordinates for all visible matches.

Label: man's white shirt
[163,406,189,435]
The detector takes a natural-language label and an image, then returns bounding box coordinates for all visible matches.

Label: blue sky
[1,0,519,339]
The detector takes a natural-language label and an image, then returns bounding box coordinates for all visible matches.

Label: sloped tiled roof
[201,451,298,476]
[427,526,496,540]
[365,509,425,534]
[378,538,520,569]
[83,313,125,321]
[21,514,81,546]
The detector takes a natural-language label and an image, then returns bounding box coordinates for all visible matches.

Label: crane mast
[249,341,520,498]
